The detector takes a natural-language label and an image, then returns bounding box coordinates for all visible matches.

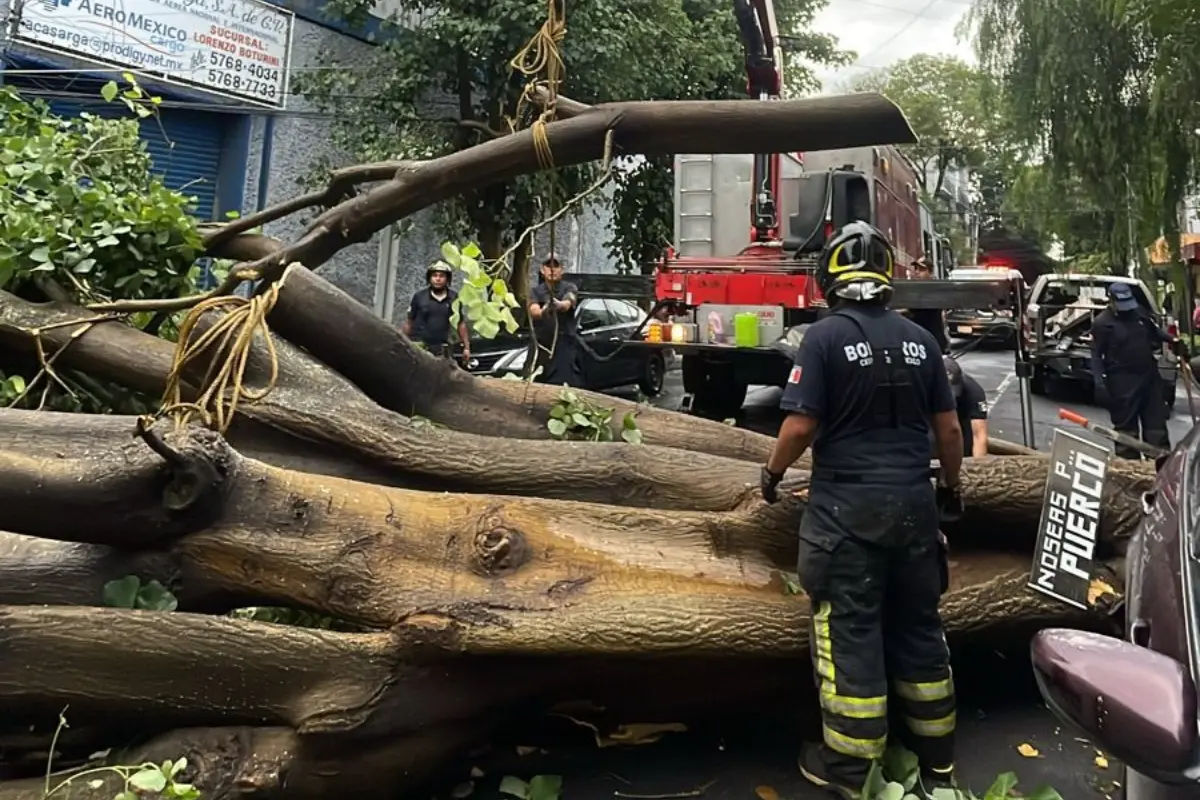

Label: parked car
[467,297,670,395]
[945,267,1023,348]
[1031,422,1200,798]
[1022,273,1178,408]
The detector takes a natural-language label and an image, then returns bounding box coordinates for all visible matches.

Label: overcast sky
[806,0,977,93]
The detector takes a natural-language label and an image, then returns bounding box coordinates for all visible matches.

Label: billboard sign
[13,0,294,108]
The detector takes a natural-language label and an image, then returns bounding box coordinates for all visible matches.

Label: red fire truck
[632,0,945,417]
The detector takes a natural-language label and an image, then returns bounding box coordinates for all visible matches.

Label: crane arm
[732,0,784,242]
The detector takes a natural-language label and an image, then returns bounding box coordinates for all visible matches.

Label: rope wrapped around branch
[152,273,289,434]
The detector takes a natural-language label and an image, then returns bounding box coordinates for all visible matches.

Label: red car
[1032,422,1200,797]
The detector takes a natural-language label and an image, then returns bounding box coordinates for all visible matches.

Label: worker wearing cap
[897,257,949,355]
[528,253,582,386]
[403,261,471,362]
[1090,282,1185,459]
[943,356,989,457]
[760,222,964,799]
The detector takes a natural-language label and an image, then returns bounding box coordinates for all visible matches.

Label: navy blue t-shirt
[780,304,955,483]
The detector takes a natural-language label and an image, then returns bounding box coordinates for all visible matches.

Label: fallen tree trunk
[0,413,1131,652]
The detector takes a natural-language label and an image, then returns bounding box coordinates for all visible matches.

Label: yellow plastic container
[733,312,760,348]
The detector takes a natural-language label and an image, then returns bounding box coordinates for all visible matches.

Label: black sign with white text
[1028,429,1113,609]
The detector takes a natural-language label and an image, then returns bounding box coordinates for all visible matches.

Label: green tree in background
[970,0,1200,273]
[297,0,851,276]
[848,54,990,201]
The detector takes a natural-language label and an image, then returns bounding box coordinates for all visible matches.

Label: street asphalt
[427,339,1177,800]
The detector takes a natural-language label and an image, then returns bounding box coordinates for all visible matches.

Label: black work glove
[936,483,964,523]
[761,466,784,504]
[1172,338,1190,359]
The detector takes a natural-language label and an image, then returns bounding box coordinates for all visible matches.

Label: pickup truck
[1021,273,1178,410]
[944,267,1022,348]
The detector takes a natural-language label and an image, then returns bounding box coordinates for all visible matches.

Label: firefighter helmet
[816,221,895,302]
[426,261,453,280]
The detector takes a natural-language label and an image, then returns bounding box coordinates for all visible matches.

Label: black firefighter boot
[797,743,868,800]
[916,764,960,798]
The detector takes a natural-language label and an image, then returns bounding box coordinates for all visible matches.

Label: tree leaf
[547,418,567,437]
[1024,787,1064,800]
[100,81,119,102]
[128,766,168,792]
[983,772,1018,799]
[876,782,906,800]
[498,775,530,799]
[29,246,50,262]
[102,575,141,608]
[440,242,461,267]
[621,428,643,445]
[570,413,593,427]
[527,775,562,800]
[135,579,179,611]
[622,411,638,430]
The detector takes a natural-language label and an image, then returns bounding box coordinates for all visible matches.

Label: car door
[602,299,648,386]
[575,299,619,388]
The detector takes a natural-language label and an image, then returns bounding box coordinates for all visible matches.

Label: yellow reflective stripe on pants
[904,711,957,738]
[813,602,835,682]
[820,684,887,719]
[894,677,953,703]
[823,724,888,760]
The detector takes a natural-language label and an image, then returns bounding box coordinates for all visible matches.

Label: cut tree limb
[265,264,779,462]
[241,94,915,282]
[0,416,1136,658]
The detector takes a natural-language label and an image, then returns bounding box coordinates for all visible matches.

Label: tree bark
[245,95,916,281]
[265,264,778,462]
[0,416,1133,659]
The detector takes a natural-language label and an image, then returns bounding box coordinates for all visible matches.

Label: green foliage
[294,0,849,271]
[970,0,1200,269]
[863,746,1063,800]
[101,576,179,612]
[228,606,364,632]
[546,389,642,444]
[44,711,200,799]
[0,79,202,301]
[849,55,991,200]
[441,241,521,339]
[499,773,562,800]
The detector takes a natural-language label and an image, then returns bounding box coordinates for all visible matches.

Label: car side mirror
[1032,629,1198,780]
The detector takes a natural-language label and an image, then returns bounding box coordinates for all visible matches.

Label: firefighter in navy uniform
[760,222,966,799]
[1090,282,1185,459]
[402,261,471,362]
[528,253,583,386]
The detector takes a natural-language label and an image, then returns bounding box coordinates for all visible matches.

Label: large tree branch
[240,93,916,281]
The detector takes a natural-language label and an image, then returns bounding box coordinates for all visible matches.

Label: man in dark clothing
[898,257,949,354]
[1090,282,1183,459]
[403,262,471,362]
[761,222,964,799]
[943,356,989,457]
[528,253,582,386]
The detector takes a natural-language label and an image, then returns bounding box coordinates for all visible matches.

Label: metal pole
[1011,278,1037,448]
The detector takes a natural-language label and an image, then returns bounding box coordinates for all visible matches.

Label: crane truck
[631,0,952,417]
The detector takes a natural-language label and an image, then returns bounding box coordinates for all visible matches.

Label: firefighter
[1090,283,1185,459]
[402,261,471,362]
[943,356,990,457]
[528,253,582,386]
[760,221,965,799]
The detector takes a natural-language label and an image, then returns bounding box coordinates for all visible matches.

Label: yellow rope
[508,0,566,171]
[154,279,281,435]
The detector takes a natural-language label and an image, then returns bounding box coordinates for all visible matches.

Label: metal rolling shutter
[43,98,224,221]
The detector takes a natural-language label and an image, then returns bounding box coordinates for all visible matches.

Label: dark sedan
[466,297,670,396]
[1031,422,1200,798]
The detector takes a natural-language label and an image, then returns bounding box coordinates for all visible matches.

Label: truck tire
[1030,365,1048,396]
[682,356,747,418]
